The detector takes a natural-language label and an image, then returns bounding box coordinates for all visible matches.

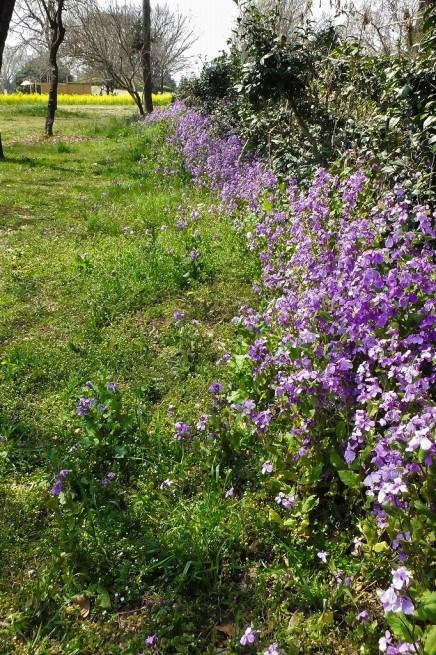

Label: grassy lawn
[0,105,262,654]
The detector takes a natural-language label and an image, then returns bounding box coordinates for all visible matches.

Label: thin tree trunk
[142,0,153,113]
[0,0,17,159]
[45,57,59,136]
[44,0,66,137]
[131,88,145,115]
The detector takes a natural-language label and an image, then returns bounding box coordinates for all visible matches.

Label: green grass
[0,106,363,655]
[0,105,262,654]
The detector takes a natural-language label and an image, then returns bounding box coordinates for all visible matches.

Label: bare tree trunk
[131,88,145,115]
[142,0,153,113]
[0,0,17,159]
[46,55,59,135]
[44,0,66,137]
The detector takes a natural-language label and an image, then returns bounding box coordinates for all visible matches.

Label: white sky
[162,0,240,72]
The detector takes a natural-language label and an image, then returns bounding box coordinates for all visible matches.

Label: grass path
[0,106,255,451]
[0,106,259,654]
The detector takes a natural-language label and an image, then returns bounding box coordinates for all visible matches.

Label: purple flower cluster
[145,634,159,649]
[51,469,71,496]
[275,492,295,510]
[174,420,191,440]
[157,103,435,651]
[172,108,277,212]
[380,567,414,615]
[142,99,186,125]
[76,396,96,417]
[379,631,416,654]
[240,626,259,645]
[101,472,116,486]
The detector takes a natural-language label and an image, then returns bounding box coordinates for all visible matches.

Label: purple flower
[196,414,208,430]
[380,586,414,614]
[225,487,235,498]
[51,480,62,496]
[50,468,71,496]
[357,610,369,622]
[395,644,418,655]
[379,631,392,652]
[145,634,158,649]
[159,479,173,489]
[76,397,96,417]
[189,249,200,260]
[317,550,328,563]
[275,492,295,510]
[240,626,259,646]
[174,421,191,440]
[217,352,231,365]
[391,567,412,590]
[59,469,71,478]
[167,404,175,417]
[208,381,224,394]
[264,644,280,655]
[107,381,118,392]
[101,472,116,486]
[261,460,273,474]
[173,312,185,322]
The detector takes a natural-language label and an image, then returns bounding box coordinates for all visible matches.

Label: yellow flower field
[0,92,172,106]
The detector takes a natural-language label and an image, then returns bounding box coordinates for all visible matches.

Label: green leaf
[423,115,436,130]
[97,586,111,609]
[269,509,284,526]
[330,450,346,471]
[301,495,319,514]
[424,625,436,655]
[415,591,436,621]
[414,501,436,523]
[397,84,411,99]
[114,445,127,458]
[388,116,401,129]
[262,198,273,211]
[308,463,323,484]
[362,521,377,545]
[338,469,361,490]
[373,541,389,553]
[386,613,414,641]
[334,420,347,439]
[233,354,246,370]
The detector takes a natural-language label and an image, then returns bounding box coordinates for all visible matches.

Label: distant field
[0,92,173,106]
